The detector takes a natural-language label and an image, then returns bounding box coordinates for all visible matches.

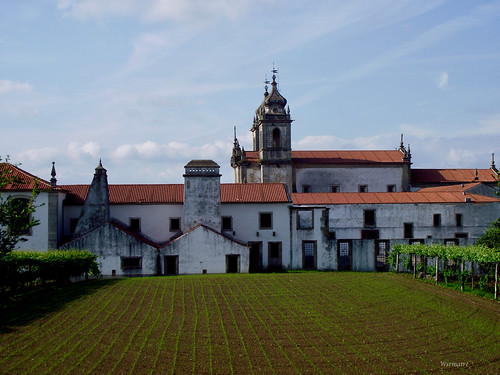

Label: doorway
[249,242,262,273]
[226,255,240,273]
[164,255,178,276]
[302,241,317,270]
[337,240,352,270]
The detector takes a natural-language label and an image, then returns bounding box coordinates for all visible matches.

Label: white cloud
[436,71,449,90]
[18,147,59,164]
[110,140,231,162]
[294,135,346,149]
[0,80,33,94]
[67,141,101,159]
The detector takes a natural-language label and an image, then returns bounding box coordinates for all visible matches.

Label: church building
[1,72,499,276]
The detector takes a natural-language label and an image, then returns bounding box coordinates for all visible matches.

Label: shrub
[0,249,99,290]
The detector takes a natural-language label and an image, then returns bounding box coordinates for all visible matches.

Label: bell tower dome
[251,69,293,187]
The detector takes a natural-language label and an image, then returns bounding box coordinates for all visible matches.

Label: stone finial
[491,153,497,171]
[50,161,57,188]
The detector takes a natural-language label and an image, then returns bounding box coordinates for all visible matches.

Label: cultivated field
[1,272,499,374]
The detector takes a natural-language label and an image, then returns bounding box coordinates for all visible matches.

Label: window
[129,218,141,232]
[121,257,142,270]
[272,128,280,148]
[359,185,368,193]
[297,210,313,229]
[444,238,458,246]
[364,210,376,227]
[302,185,311,193]
[330,185,339,193]
[387,185,396,192]
[456,214,463,227]
[409,239,424,245]
[404,223,413,239]
[433,214,441,227]
[170,217,181,232]
[222,216,233,231]
[259,212,273,229]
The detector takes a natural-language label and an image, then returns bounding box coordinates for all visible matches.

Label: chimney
[73,160,110,236]
[183,160,221,231]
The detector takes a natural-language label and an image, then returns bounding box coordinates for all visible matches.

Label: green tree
[476,225,500,250]
[0,158,40,256]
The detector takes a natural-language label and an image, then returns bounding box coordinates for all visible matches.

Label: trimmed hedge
[0,250,99,290]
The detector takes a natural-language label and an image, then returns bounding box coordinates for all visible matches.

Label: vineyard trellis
[389,243,500,300]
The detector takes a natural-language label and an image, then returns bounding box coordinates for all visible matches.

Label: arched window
[272,128,280,148]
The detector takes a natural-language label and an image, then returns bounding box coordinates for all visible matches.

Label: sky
[1,0,500,185]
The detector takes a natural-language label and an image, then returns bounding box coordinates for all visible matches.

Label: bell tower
[251,69,293,187]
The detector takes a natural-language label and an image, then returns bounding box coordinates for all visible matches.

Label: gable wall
[161,226,249,274]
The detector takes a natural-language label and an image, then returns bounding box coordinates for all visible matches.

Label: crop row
[1,273,499,374]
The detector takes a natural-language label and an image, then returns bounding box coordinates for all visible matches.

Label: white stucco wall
[295,166,405,193]
[221,202,291,269]
[111,204,183,242]
[161,226,249,274]
[10,192,50,251]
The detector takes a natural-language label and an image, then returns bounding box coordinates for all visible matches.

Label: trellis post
[471,261,474,290]
[435,256,439,285]
[495,263,498,301]
[395,252,399,274]
[460,260,465,292]
[413,254,417,279]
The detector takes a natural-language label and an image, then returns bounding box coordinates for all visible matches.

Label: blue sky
[1,0,500,184]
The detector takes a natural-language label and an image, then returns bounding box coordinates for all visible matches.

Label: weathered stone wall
[261,164,293,188]
[62,223,159,276]
[183,165,221,231]
[295,166,406,193]
[328,201,499,240]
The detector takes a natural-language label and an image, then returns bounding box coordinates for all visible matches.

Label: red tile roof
[243,150,406,164]
[61,183,290,205]
[291,191,500,205]
[110,184,184,204]
[61,184,184,205]
[411,169,498,184]
[221,183,289,203]
[0,163,53,191]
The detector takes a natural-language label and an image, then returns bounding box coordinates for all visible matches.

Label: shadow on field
[0,279,119,333]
